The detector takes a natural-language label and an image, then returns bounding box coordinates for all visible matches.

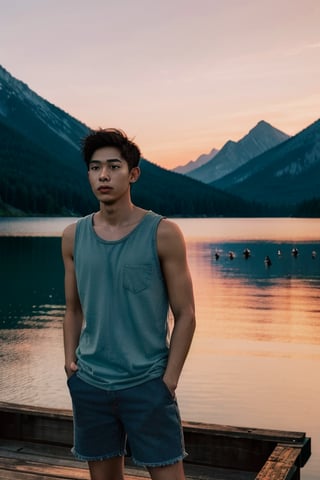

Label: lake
[0,216,319,479]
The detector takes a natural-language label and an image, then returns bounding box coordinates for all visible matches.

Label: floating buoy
[264,255,272,266]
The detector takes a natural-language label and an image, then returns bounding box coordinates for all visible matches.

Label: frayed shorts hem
[132,451,188,467]
[71,447,125,462]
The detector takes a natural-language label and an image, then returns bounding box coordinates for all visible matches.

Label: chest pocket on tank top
[123,264,153,294]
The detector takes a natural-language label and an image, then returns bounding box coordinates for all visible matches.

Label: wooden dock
[0,402,311,479]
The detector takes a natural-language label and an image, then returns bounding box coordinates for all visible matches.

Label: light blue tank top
[74,211,169,390]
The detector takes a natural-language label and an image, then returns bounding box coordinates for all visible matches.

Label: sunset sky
[1,0,319,169]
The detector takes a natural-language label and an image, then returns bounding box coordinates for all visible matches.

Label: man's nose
[99,166,110,180]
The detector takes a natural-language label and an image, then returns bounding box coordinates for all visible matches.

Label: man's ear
[129,167,140,184]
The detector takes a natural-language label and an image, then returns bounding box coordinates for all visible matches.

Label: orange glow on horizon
[140,114,320,170]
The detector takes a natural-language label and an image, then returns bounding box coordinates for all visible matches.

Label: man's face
[88,146,139,204]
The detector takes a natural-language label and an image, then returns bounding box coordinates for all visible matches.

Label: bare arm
[157,219,196,394]
[62,223,83,378]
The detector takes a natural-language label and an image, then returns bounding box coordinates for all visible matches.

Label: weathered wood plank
[0,471,50,480]
[0,402,72,419]
[255,445,302,480]
[0,439,77,466]
[0,456,90,479]
[183,421,306,443]
[0,458,145,480]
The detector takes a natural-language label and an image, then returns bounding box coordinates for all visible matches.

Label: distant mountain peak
[187,120,290,184]
[255,119,272,128]
[173,147,219,174]
[248,120,287,137]
[223,118,320,206]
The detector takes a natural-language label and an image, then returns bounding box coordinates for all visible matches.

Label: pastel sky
[1,0,319,169]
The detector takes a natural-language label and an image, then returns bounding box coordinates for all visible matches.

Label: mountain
[0,65,261,217]
[0,118,98,215]
[186,121,290,184]
[132,159,265,217]
[220,119,320,206]
[0,64,97,216]
[173,147,219,174]
[0,65,90,168]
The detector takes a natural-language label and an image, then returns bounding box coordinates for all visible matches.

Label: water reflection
[187,241,320,347]
[0,237,65,329]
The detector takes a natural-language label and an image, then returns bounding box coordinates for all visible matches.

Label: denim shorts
[67,374,187,467]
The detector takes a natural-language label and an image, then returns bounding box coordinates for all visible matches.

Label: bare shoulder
[157,219,186,257]
[62,222,77,239]
[62,222,77,257]
[158,218,184,239]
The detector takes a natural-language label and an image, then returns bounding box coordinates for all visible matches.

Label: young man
[62,128,196,480]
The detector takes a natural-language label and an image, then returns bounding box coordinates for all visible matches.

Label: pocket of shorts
[160,378,176,401]
[123,264,152,293]
[67,372,77,387]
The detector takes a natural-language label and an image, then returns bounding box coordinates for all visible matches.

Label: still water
[0,217,319,479]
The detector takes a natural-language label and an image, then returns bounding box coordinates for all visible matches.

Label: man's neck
[92,204,148,241]
[98,202,137,227]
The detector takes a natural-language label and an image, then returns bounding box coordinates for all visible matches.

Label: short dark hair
[82,128,141,170]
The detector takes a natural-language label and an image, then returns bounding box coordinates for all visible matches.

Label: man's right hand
[65,361,78,378]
